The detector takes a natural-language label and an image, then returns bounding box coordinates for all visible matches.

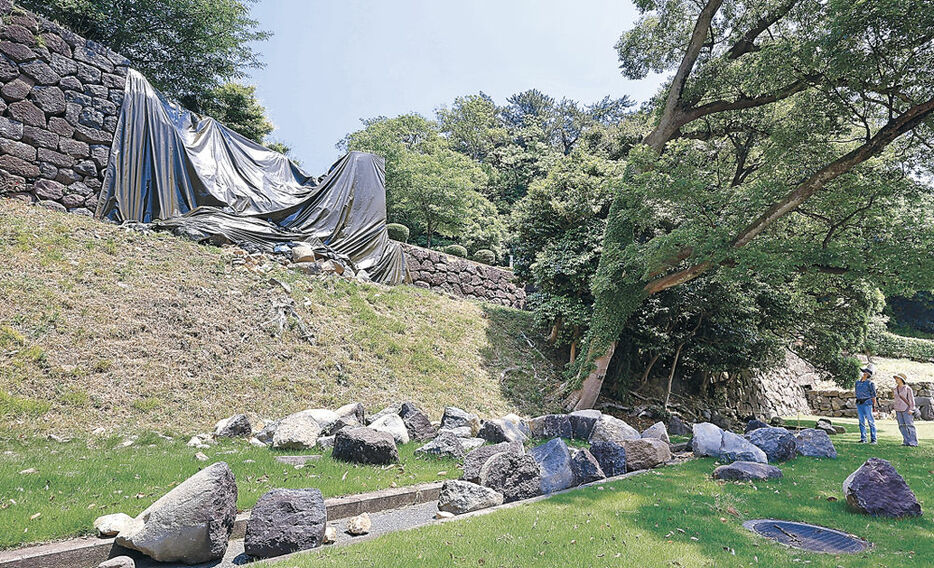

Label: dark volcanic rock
[568,409,601,440]
[478,451,542,503]
[589,440,627,477]
[570,448,605,485]
[414,431,464,459]
[244,488,326,558]
[795,428,837,459]
[214,414,252,438]
[461,441,524,484]
[843,458,921,518]
[712,461,783,481]
[744,419,769,433]
[529,438,575,494]
[332,427,398,465]
[529,414,573,439]
[403,409,436,441]
[744,427,797,463]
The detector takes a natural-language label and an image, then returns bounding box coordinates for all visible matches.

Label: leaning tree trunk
[664,342,685,411]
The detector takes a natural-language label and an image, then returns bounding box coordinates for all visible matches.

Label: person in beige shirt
[893,373,918,447]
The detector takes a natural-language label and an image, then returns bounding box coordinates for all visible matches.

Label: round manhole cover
[743,520,871,554]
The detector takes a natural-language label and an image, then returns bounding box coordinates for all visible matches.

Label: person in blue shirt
[855,364,878,444]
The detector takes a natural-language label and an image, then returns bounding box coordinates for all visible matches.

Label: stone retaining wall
[805,382,934,418]
[401,243,527,309]
[0,1,127,215]
[709,350,821,420]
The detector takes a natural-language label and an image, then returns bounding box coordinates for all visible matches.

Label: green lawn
[0,434,460,549]
[274,417,932,568]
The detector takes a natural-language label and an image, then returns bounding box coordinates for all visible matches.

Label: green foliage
[24,0,269,109]
[386,223,410,243]
[443,244,467,258]
[200,82,273,143]
[472,249,496,265]
[867,324,934,363]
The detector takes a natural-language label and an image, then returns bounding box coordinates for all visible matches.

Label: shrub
[472,249,496,265]
[867,323,934,362]
[443,244,467,258]
[386,223,410,243]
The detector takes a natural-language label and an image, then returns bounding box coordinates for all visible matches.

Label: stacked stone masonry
[0,1,127,215]
[709,350,820,420]
[401,243,527,310]
[805,382,933,418]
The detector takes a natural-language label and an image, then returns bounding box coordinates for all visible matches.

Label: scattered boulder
[917,397,934,421]
[668,415,691,436]
[477,417,528,444]
[570,448,605,485]
[94,513,132,537]
[323,526,337,544]
[332,427,398,465]
[478,452,542,503]
[273,411,323,450]
[397,401,424,418]
[346,512,371,535]
[622,438,671,471]
[440,406,481,435]
[568,409,601,440]
[98,558,134,568]
[795,428,837,459]
[368,413,410,444]
[462,441,524,484]
[744,427,797,463]
[719,430,767,464]
[244,488,327,558]
[438,426,473,438]
[335,402,366,425]
[712,461,783,481]
[415,431,465,459]
[529,414,573,439]
[302,409,340,434]
[437,480,504,515]
[460,437,485,452]
[589,440,627,477]
[588,414,640,445]
[366,404,402,425]
[529,438,576,494]
[843,458,922,518]
[116,462,237,564]
[691,422,723,458]
[744,419,769,433]
[213,414,252,438]
[402,409,437,441]
[253,421,278,445]
[641,422,670,443]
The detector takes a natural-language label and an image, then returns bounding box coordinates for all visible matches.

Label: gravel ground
[134,501,442,568]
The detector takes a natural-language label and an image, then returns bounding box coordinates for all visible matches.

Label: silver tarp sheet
[96,70,407,284]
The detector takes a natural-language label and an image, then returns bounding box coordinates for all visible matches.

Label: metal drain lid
[743,519,871,554]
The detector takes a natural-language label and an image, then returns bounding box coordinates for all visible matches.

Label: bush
[386,223,410,243]
[443,244,467,258]
[867,323,934,362]
[472,249,495,265]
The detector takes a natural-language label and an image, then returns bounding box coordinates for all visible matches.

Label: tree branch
[726,0,799,60]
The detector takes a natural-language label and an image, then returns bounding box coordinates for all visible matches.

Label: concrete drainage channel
[0,458,693,568]
[742,519,871,554]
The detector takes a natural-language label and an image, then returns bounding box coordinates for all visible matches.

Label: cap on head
[860,363,875,376]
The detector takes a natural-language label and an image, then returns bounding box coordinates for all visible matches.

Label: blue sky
[246,0,664,174]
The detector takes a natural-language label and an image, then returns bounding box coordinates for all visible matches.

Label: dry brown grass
[0,200,562,435]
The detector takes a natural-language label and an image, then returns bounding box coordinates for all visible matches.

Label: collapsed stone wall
[0,1,128,215]
[401,243,527,309]
[708,350,821,420]
[806,382,934,418]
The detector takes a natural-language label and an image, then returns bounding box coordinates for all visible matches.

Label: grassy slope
[0,200,561,435]
[277,418,932,568]
[0,436,460,549]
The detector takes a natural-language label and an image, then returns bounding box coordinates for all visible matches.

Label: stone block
[0,40,35,62]
[8,99,45,126]
[48,52,78,76]
[30,85,65,114]
[2,75,33,101]
[20,60,60,85]
[38,147,74,168]
[0,137,36,161]
[0,153,38,177]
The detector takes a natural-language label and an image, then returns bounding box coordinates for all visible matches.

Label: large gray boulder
[570,448,605,485]
[403,409,437,441]
[332,428,398,465]
[244,488,326,558]
[668,415,692,436]
[588,414,640,445]
[478,452,542,502]
[589,440,627,477]
[366,404,402,425]
[437,480,503,515]
[843,458,921,518]
[795,428,837,459]
[719,430,767,464]
[641,422,670,443]
[440,407,480,435]
[213,414,252,438]
[691,422,723,457]
[302,409,340,434]
[461,441,524,484]
[622,438,671,471]
[529,414,573,439]
[116,463,237,564]
[335,402,366,425]
[744,427,797,463]
[568,409,601,440]
[368,413,410,444]
[529,438,576,494]
[477,417,528,444]
[415,431,465,459]
[273,411,323,450]
[712,461,783,481]
[744,419,769,433]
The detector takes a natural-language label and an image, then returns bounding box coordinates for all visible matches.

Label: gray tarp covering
[96,70,407,284]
